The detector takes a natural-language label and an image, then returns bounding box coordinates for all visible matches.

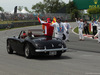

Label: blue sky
[0,0,70,12]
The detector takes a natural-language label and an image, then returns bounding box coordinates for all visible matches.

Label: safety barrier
[0,22,40,29]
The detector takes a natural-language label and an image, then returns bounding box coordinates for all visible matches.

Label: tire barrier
[0,22,40,29]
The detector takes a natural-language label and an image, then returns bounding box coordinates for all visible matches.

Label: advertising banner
[73,0,100,9]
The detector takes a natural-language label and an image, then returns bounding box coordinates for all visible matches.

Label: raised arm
[75,18,80,24]
[37,14,47,24]
[75,18,78,22]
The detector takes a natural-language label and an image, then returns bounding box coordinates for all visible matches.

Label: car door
[10,37,19,52]
[15,38,25,54]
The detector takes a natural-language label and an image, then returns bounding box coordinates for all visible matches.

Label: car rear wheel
[24,44,32,58]
[7,43,13,54]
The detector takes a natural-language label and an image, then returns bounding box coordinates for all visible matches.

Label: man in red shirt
[37,15,54,37]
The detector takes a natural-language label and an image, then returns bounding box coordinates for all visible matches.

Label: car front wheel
[24,44,32,58]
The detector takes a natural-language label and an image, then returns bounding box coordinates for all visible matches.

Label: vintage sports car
[7,29,67,58]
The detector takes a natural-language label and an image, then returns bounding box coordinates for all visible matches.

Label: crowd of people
[92,17,100,43]
[37,14,100,43]
[0,13,35,21]
[21,14,100,44]
[37,14,72,42]
[75,17,100,43]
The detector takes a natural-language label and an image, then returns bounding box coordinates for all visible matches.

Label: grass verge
[74,27,79,34]
[74,27,93,35]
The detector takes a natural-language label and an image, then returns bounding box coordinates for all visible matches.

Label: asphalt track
[68,22,100,53]
[0,22,100,75]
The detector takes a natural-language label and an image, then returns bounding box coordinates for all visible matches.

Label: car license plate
[49,51,57,55]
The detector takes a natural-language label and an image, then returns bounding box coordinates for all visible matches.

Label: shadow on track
[10,53,72,60]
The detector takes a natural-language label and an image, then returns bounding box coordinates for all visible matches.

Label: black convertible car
[7,29,67,58]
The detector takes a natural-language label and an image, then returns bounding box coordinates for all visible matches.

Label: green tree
[66,1,80,20]
[31,0,66,13]
[66,1,76,13]
[71,9,80,20]
[87,7,100,14]
[87,7,100,20]
[0,7,4,12]
[32,2,45,14]
[24,7,33,13]
[43,0,66,13]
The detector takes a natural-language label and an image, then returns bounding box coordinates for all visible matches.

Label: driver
[21,31,27,39]
[23,31,26,36]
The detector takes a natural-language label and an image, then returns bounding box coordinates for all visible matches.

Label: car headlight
[35,44,44,49]
[58,43,62,47]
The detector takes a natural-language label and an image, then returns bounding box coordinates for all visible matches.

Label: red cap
[47,18,51,23]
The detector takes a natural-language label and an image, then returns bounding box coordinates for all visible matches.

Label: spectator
[51,18,67,40]
[75,18,84,41]
[92,17,100,43]
[83,20,89,35]
[92,18,98,36]
[63,20,72,42]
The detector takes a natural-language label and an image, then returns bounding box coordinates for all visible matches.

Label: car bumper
[35,48,67,52]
